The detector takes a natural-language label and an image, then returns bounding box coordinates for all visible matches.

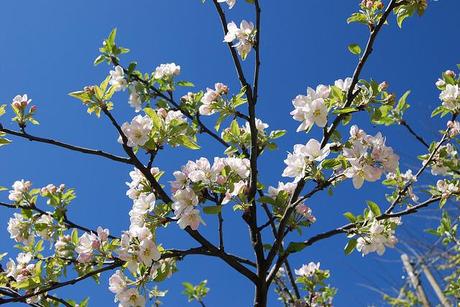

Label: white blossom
[291,85,330,132]
[334,77,353,92]
[7,213,33,244]
[282,139,330,181]
[439,84,460,110]
[109,66,128,91]
[154,63,180,79]
[128,82,142,112]
[217,0,236,9]
[224,20,255,59]
[295,262,320,277]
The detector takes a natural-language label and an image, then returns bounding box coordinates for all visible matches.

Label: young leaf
[348,44,362,55]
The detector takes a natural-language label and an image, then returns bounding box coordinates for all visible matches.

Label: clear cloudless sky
[1,0,459,306]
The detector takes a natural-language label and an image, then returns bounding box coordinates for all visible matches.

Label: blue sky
[1,0,459,306]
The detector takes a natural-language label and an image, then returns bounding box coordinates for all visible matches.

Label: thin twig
[0,125,131,165]
[399,119,430,148]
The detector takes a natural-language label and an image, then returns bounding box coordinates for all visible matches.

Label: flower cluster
[282,138,330,181]
[199,83,229,116]
[109,270,146,307]
[126,167,160,200]
[267,181,316,227]
[8,179,32,203]
[11,94,38,127]
[154,63,181,80]
[385,169,418,202]
[109,65,128,91]
[294,261,336,305]
[118,115,153,147]
[291,85,330,132]
[7,213,34,244]
[343,125,399,189]
[6,252,35,284]
[423,143,459,176]
[224,20,256,59]
[356,217,400,256]
[436,179,459,200]
[435,69,460,112]
[75,227,110,263]
[295,262,320,278]
[118,225,161,272]
[171,156,251,229]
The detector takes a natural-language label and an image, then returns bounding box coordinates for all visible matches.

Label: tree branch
[399,119,430,148]
[320,0,400,148]
[0,125,131,165]
[0,202,119,240]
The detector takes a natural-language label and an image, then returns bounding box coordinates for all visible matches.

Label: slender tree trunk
[254,282,268,307]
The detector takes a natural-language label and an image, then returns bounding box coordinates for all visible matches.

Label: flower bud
[30,105,37,113]
[157,108,167,118]
[436,79,446,87]
[378,81,388,91]
[444,70,456,78]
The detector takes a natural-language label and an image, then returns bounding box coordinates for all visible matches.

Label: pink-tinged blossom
[12,94,31,109]
[117,288,146,307]
[199,83,229,116]
[8,180,31,203]
[109,270,127,295]
[177,207,203,230]
[118,115,153,147]
[343,125,399,189]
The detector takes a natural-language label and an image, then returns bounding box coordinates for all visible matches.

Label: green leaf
[177,135,200,150]
[344,238,357,255]
[367,200,381,216]
[347,12,368,24]
[93,55,105,66]
[203,205,222,214]
[397,90,411,112]
[343,212,356,223]
[71,229,79,245]
[286,242,307,254]
[0,104,6,117]
[348,44,362,55]
[108,28,117,47]
[176,81,195,87]
[230,119,240,136]
[333,107,358,115]
[144,107,162,129]
[0,138,11,146]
